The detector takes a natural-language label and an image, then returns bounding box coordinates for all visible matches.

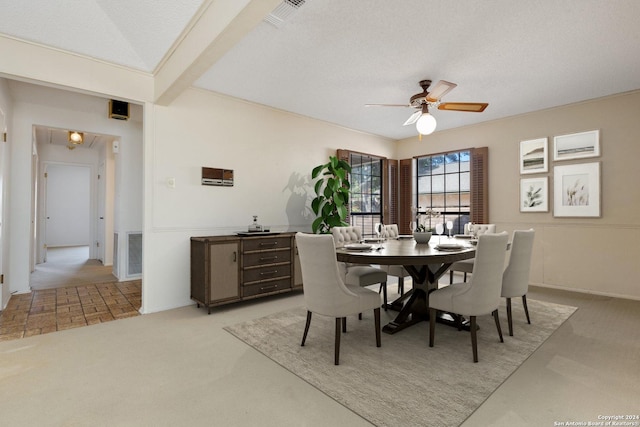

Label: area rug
[224,299,576,427]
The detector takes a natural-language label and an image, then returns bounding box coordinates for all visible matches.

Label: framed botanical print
[520,177,548,212]
[553,162,601,217]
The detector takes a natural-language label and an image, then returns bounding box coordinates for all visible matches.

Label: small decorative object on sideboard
[248,215,263,232]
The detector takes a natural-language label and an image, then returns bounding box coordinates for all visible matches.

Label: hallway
[30,246,117,290]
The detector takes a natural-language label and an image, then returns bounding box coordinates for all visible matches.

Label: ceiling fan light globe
[416,113,437,135]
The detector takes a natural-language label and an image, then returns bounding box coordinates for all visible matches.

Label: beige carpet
[225,299,577,427]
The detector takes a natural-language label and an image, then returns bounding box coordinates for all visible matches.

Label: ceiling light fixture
[415,105,437,136]
[68,131,84,144]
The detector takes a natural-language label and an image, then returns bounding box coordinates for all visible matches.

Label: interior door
[97,162,105,263]
[45,164,91,250]
[0,110,6,307]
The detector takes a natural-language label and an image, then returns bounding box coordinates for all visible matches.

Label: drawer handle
[259,255,278,262]
[260,284,278,291]
[260,270,278,276]
[259,242,278,247]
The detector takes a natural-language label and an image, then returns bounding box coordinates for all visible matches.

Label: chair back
[331,226,362,247]
[502,229,535,298]
[295,233,359,317]
[470,223,496,236]
[458,232,508,315]
[381,224,400,238]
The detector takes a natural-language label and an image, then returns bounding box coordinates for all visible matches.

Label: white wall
[142,88,395,312]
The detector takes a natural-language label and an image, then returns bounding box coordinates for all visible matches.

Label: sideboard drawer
[242,278,291,297]
[243,264,291,284]
[243,249,291,267]
[242,236,291,252]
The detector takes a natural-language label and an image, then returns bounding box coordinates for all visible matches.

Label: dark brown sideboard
[191,232,302,313]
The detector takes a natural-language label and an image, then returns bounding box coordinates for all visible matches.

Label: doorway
[31,127,117,291]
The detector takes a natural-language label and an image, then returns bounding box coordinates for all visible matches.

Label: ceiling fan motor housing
[409,79,432,107]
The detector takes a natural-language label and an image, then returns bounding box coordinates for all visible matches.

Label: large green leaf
[324,185,334,200]
[312,163,327,179]
[322,202,333,217]
[314,179,323,196]
[311,197,322,215]
[337,204,348,220]
[311,217,324,234]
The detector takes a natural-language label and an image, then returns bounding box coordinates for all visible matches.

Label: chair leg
[398,277,404,296]
[335,318,341,365]
[342,317,347,333]
[522,295,531,324]
[470,316,478,363]
[301,311,312,346]
[429,308,436,347]
[463,272,467,282]
[506,297,513,336]
[493,309,504,343]
[374,308,381,347]
[456,314,463,331]
[358,313,362,320]
[382,281,388,311]
[449,270,454,285]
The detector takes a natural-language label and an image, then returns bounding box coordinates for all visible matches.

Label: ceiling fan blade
[403,110,422,126]
[365,103,411,107]
[426,80,457,102]
[438,102,488,112]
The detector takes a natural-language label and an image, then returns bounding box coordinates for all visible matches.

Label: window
[416,150,471,235]
[348,153,383,237]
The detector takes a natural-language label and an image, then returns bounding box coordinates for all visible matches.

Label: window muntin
[349,153,383,237]
[416,150,471,235]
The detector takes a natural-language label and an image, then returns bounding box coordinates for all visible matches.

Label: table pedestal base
[382,263,476,335]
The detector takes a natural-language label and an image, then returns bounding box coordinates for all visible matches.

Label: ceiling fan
[366,79,488,135]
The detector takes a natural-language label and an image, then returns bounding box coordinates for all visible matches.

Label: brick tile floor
[0,280,141,342]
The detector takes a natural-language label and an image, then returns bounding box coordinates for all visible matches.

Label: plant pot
[413,231,432,244]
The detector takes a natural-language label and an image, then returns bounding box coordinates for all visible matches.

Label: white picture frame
[520,177,548,212]
[553,130,600,161]
[553,162,601,217]
[520,137,548,174]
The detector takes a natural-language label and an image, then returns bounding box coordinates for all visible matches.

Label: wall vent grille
[265,0,306,28]
[127,232,142,276]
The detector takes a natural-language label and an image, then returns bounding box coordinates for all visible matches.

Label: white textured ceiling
[2,0,640,140]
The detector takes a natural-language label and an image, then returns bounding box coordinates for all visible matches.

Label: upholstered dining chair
[501,229,536,336]
[380,224,412,297]
[295,233,381,365]
[331,226,389,310]
[429,231,509,363]
[449,223,497,284]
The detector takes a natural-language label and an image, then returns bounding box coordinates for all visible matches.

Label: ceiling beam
[154,0,281,106]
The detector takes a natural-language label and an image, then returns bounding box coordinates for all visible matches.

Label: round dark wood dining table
[336,236,476,334]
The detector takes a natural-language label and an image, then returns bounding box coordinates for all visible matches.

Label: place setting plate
[363,238,385,243]
[343,243,373,251]
[435,242,466,251]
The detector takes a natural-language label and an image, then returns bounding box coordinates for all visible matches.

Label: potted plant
[413,207,441,243]
[310,156,352,234]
